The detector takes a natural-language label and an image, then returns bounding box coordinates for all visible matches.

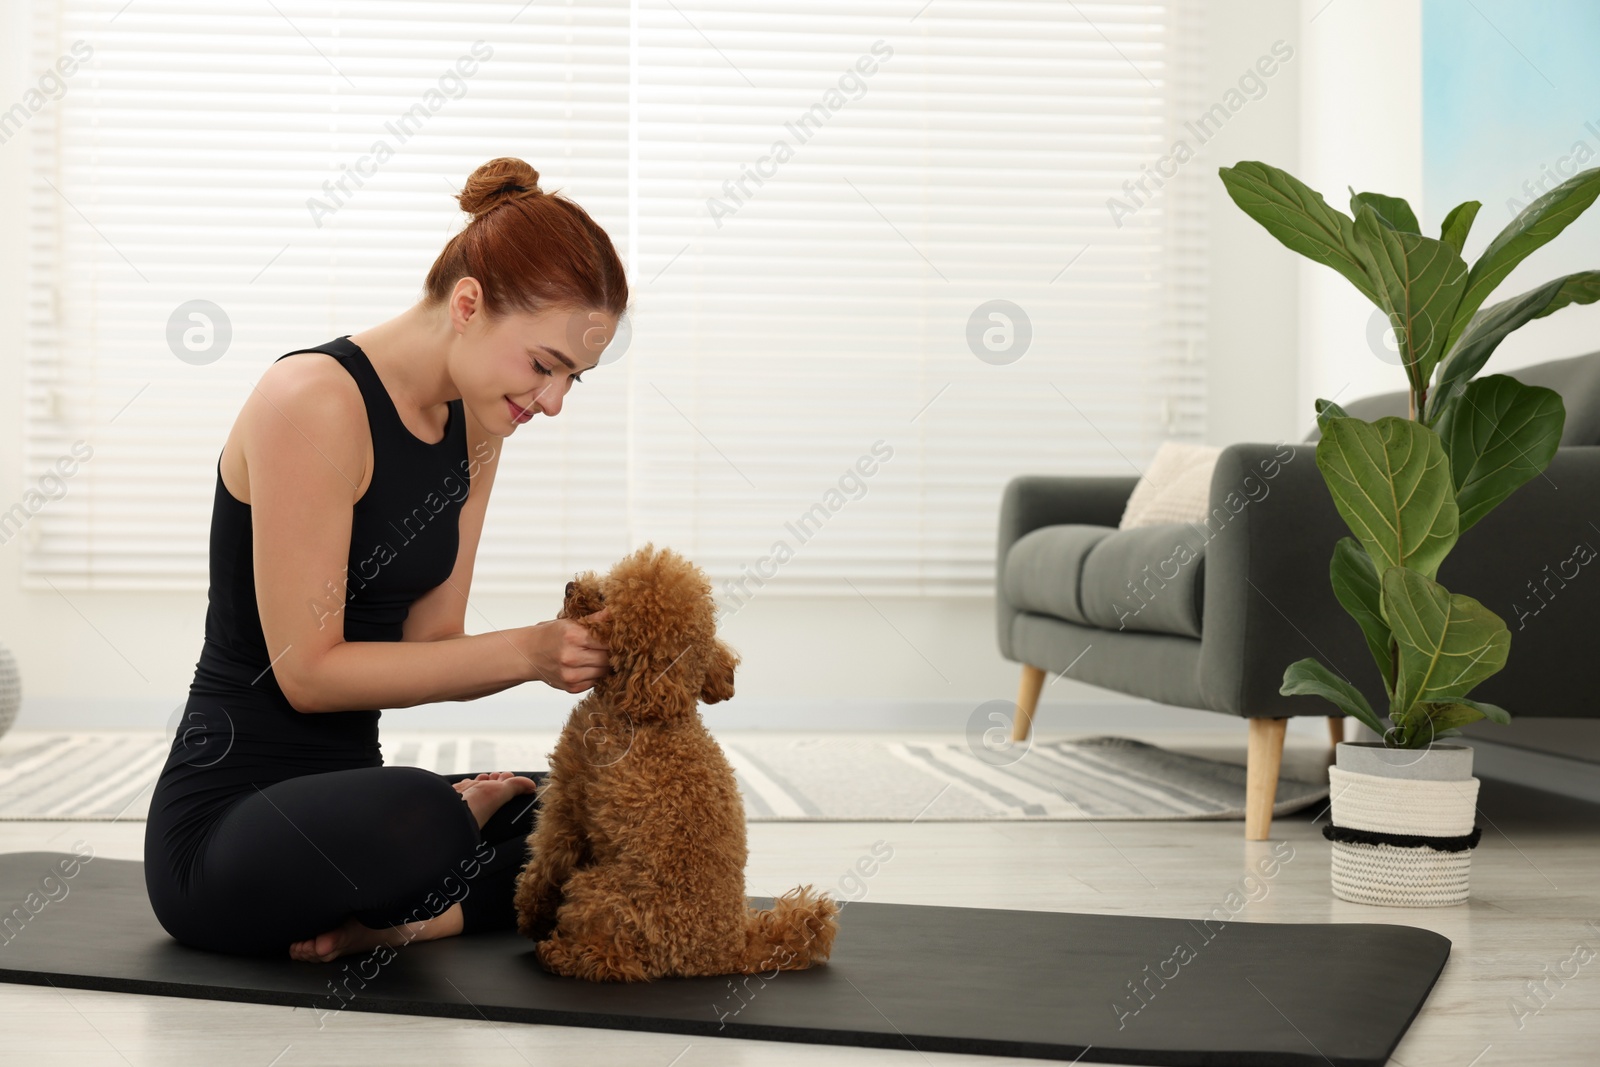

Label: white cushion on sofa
[1118,441,1223,529]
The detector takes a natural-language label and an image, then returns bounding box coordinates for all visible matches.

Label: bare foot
[452,771,540,830]
[289,903,464,963]
[286,774,534,963]
[289,915,390,963]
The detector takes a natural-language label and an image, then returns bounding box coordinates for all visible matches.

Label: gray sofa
[996,349,1600,839]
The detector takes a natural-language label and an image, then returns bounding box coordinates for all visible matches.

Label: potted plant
[1218,160,1600,906]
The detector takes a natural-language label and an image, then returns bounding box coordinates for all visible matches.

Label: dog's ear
[558,573,605,622]
[700,638,739,704]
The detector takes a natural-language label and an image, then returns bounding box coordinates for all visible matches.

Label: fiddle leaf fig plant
[1217,160,1600,748]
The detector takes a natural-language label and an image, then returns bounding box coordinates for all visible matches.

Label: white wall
[1294,0,1600,427]
[1203,1,1303,449]
[0,2,1320,737]
[1,1,37,718]
[1295,0,1425,429]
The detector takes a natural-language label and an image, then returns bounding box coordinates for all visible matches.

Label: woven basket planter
[1326,742,1479,907]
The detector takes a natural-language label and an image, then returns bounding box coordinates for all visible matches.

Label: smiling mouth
[507,397,534,424]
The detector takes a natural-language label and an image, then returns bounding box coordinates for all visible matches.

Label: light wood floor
[1,732,1596,1066]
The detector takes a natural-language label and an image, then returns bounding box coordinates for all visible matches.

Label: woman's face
[448,283,617,436]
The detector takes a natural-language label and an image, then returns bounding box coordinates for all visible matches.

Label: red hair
[425,157,629,325]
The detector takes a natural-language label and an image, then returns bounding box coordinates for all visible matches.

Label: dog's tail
[737,884,840,974]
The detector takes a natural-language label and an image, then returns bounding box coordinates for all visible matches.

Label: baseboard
[10,694,1342,738]
[1348,723,1600,805]
[1458,736,1600,806]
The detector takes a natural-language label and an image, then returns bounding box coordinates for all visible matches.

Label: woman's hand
[450,771,533,795]
[520,607,612,692]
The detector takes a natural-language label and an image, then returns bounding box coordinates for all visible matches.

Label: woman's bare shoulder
[234,351,369,497]
[261,349,359,393]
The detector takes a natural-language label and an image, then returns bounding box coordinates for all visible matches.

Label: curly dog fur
[512,543,840,981]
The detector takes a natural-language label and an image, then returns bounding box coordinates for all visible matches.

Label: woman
[144,157,628,963]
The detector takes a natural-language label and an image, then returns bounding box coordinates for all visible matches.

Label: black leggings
[146,765,547,958]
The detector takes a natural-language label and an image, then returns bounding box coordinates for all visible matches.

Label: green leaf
[1316,416,1459,580]
[1350,188,1420,233]
[1393,702,1485,746]
[1330,537,1395,694]
[1428,271,1600,425]
[1280,658,1387,736]
[1453,695,1512,725]
[1435,375,1565,531]
[1394,696,1511,746]
[1219,162,1380,305]
[1443,166,1600,356]
[1349,204,1469,397]
[1382,566,1510,718]
[1535,268,1600,318]
[1314,397,1350,435]
[1439,200,1481,256]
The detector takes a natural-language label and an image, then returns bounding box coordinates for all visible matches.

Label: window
[21,0,1206,601]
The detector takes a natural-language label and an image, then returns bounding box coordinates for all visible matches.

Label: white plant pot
[1326,741,1479,907]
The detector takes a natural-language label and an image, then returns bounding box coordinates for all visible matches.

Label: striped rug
[0,732,1327,822]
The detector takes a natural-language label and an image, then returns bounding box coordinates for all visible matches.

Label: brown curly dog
[512,543,840,981]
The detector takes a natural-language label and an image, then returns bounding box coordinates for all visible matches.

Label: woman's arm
[421,631,536,703]
[292,620,604,711]
[395,403,540,705]
[294,628,544,712]
[242,355,606,713]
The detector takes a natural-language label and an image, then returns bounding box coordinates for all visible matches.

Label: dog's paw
[537,935,650,982]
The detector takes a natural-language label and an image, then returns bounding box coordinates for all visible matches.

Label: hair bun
[458,157,543,217]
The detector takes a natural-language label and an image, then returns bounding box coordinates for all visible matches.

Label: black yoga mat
[0,851,1447,1066]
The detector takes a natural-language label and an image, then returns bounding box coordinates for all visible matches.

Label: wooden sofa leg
[1244,717,1287,841]
[1328,716,1344,747]
[1011,664,1047,743]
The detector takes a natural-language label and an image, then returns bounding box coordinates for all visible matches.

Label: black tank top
[200,334,469,674]
[155,336,470,872]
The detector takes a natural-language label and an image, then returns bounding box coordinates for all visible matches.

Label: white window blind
[22,0,1207,601]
